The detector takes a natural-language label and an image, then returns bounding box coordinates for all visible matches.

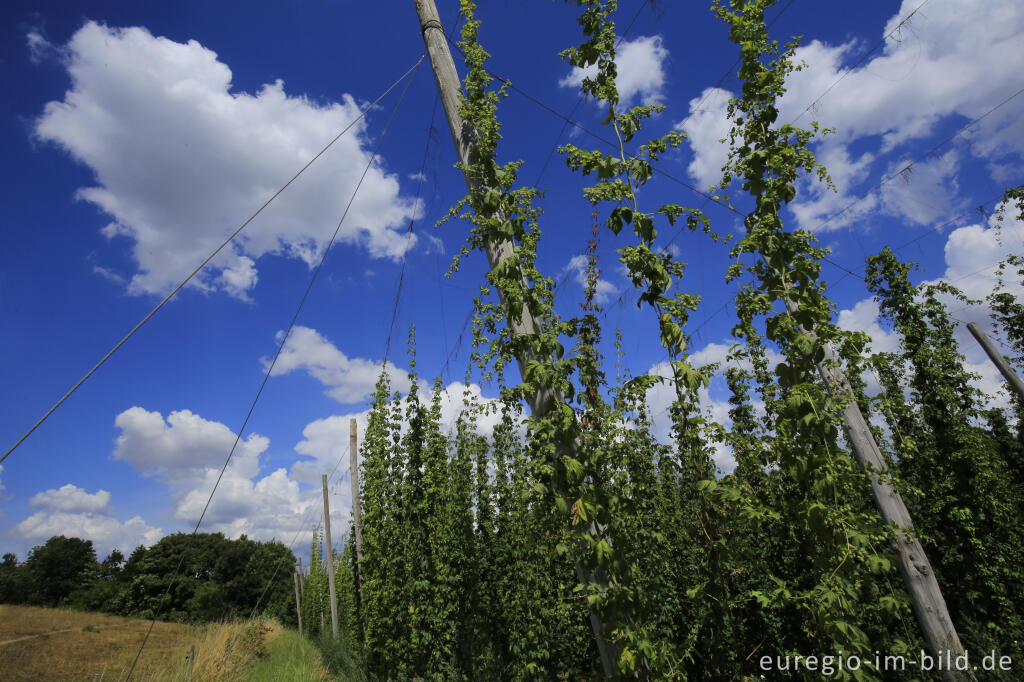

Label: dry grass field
[0,605,279,681]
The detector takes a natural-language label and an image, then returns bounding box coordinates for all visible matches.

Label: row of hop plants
[323,260,1024,681]
[302,1,1024,679]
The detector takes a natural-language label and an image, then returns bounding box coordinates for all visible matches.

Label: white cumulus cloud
[838,298,901,356]
[111,405,322,542]
[560,35,669,106]
[879,151,962,227]
[113,407,268,491]
[33,21,420,299]
[269,326,411,404]
[293,413,369,486]
[17,483,162,557]
[30,484,111,513]
[779,0,1024,150]
[17,511,162,557]
[675,87,733,192]
[931,200,1024,303]
[563,254,621,305]
[679,0,1024,233]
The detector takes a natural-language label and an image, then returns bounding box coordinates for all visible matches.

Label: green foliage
[5,5,1021,678]
[23,535,98,607]
[313,629,365,682]
[330,3,1024,680]
[248,628,343,682]
[0,552,33,604]
[118,533,296,624]
[299,524,364,678]
[704,2,923,678]
[988,253,1024,370]
[447,1,629,676]
[235,619,271,660]
[999,183,1024,222]
[865,247,1024,665]
[0,533,296,628]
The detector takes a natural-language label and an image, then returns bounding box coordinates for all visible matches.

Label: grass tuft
[247,628,334,681]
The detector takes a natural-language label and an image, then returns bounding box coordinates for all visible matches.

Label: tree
[0,553,30,604]
[98,549,125,581]
[23,535,98,607]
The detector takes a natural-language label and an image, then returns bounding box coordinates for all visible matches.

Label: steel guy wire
[244,440,351,627]
[807,85,1024,235]
[384,95,439,366]
[123,55,423,681]
[2,55,426,466]
[788,0,934,127]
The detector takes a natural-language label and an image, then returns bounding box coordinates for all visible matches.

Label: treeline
[309,0,1024,679]
[0,532,296,625]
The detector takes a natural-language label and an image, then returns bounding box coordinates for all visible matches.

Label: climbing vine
[323,3,1024,681]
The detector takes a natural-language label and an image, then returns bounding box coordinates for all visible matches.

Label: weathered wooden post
[294,570,304,636]
[411,0,619,673]
[773,263,973,682]
[968,321,1024,401]
[322,474,339,639]
[350,419,364,587]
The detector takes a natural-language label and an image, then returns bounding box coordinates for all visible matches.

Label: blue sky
[1,0,1022,562]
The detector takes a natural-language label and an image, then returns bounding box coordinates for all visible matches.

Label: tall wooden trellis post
[350,419,364,598]
[293,570,303,637]
[968,321,1024,401]
[774,267,974,682]
[412,0,618,674]
[322,474,339,639]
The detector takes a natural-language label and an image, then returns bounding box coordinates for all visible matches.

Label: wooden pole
[350,418,366,638]
[773,264,973,682]
[968,322,1024,402]
[350,419,364,587]
[412,1,618,674]
[322,474,339,639]
[294,570,303,637]
[412,0,554,416]
[310,525,317,571]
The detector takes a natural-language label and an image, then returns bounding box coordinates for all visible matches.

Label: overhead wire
[673,0,796,148]
[892,191,1007,253]
[440,2,1014,385]
[431,2,651,381]
[438,2,804,365]
[1,56,427,467]
[807,84,1024,235]
[384,96,440,366]
[124,54,423,680]
[787,0,934,126]
[532,0,651,187]
[660,9,1021,295]
[242,439,351,633]
[443,10,800,380]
